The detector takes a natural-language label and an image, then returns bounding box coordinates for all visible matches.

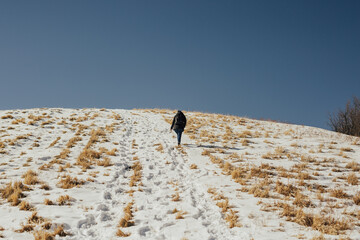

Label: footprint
[146,173,154,180]
[103,191,112,200]
[139,226,151,236]
[115,188,124,194]
[98,212,111,222]
[96,204,109,211]
[77,214,96,228]
[160,222,175,229]
[39,156,51,161]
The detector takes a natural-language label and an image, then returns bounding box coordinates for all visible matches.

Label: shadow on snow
[184,143,243,151]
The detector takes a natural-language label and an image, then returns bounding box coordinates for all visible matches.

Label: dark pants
[174,128,184,145]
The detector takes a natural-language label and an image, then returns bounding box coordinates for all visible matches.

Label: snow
[0,108,359,239]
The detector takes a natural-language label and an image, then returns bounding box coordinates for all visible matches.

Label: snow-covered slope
[0,108,359,240]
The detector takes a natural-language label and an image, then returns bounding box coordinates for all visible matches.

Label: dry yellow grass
[28,114,44,121]
[248,182,270,198]
[41,221,52,230]
[33,230,54,240]
[48,137,61,148]
[311,214,350,235]
[22,170,39,185]
[275,181,298,197]
[346,161,360,171]
[11,118,26,125]
[207,188,242,228]
[105,124,115,133]
[347,172,358,185]
[118,201,135,229]
[116,229,130,237]
[132,139,138,149]
[76,116,88,122]
[353,192,360,205]
[51,225,68,237]
[230,166,246,179]
[129,162,142,187]
[40,119,53,126]
[97,157,113,167]
[330,189,349,199]
[172,192,180,202]
[19,201,35,211]
[225,209,242,228]
[15,224,34,233]
[175,211,187,219]
[57,175,85,189]
[76,149,101,170]
[57,195,72,205]
[66,136,82,148]
[56,148,71,160]
[58,165,65,172]
[44,199,54,205]
[311,235,325,240]
[27,211,45,225]
[190,164,198,169]
[155,144,164,153]
[277,202,350,234]
[300,154,316,163]
[216,199,229,213]
[240,139,251,146]
[111,113,122,120]
[201,149,212,156]
[106,148,117,156]
[340,147,353,152]
[1,114,13,119]
[118,214,134,228]
[0,181,29,206]
[293,191,311,207]
[84,128,106,149]
[40,183,50,190]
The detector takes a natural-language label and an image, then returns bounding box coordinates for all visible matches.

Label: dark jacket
[171,111,187,130]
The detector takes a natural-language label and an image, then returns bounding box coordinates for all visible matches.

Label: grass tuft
[57,195,73,205]
[22,170,39,185]
[58,175,85,189]
[19,201,35,211]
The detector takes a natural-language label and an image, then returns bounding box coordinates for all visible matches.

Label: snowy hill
[0,108,359,240]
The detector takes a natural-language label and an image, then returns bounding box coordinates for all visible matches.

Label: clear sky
[1,0,359,129]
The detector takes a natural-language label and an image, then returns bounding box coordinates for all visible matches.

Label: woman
[170,110,187,146]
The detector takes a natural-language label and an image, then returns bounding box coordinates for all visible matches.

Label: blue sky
[1,0,359,129]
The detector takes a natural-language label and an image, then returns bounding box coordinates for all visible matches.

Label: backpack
[175,112,186,127]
